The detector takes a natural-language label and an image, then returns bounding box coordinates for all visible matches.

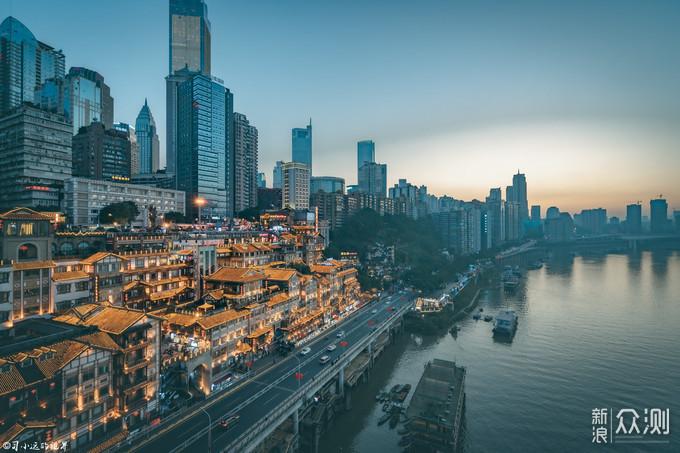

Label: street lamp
[201,408,212,453]
[195,197,206,228]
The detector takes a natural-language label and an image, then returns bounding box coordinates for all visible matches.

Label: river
[320,250,680,452]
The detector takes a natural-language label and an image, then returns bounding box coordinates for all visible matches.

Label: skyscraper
[512,171,528,233]
[72,122,131,181]
[258,173,266,189]
[39,67,114,135]
[311,177,345,194]
[626,203,642,234]
[531,205,541,221]
[272,161,283,189]
[114,122,140,175]
[0,17,65,117]
[282,162,310,210]
[167,0,211,180]
[357,140,375,172]
[486,188,505,246]
[233,112,258,213]
[292,120,312,171]
[0,105,72,210]
[650,198,668,233]
[169,0,211,76]
[358,162,387,198]
[135,99,160,174]
[176,73,232,220]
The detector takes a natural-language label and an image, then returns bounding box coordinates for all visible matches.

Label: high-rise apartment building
[167,0,211,179]
[311,176,345,194]
[176,73,233,220]
[292,120,312,171]
[486,188,505,246]
[39,67,114,135]
[258,173,266,188]
[233,112,258,213]
[282,162,310,210]
[626,203,642,234]
[650,198,668,233]
[273,161,283,189]
[0,105,72,210]
[135,99,160,174]
[574,208,607,234]
[0,17,65,117]
[72,122,131,181]
[358,162,387,198]
[357,140,375,172]
[114,122,140,175]
[389,179,418,218]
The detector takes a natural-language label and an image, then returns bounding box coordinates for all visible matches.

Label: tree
[147,205,158,229]
[99,201,140,226]
[290,261,312,275]
[164,211,191,224]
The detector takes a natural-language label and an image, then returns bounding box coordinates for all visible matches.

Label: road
[128,290,414,453]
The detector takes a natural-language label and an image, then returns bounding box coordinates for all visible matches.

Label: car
[300,347,311,355]
[327,344,337,351]
[337,331,345,338]
[220,415,240,430]
[319,355,330,364]
[372,309,377,314]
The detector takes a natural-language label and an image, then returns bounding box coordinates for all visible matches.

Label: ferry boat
[493,310,518,335]
[378,412,392,426]
[472,312,481,320]
[503,276,519,290]
[484,315,493,322]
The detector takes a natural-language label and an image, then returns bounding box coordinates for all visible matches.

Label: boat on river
[493,310,518,335]
[378,412,392,426]
[484,315,493,322]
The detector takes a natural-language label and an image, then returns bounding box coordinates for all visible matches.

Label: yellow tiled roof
[165,312,198,328]
[195,309,245,331]
[310,265,336,274]
[52,270,90,282]
[82,306,147,335]
[12,260,55,271]
[262,268,298,281]
[265,293,291,307]
[76,331,121,351]
[149,286,187,301]
[79,252,127,265]
[206,267,265,283]
[0,207,52,221]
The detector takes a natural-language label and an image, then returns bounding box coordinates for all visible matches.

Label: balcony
[124,339,150,352]
[123,357,152,374]
[122,378,151,396]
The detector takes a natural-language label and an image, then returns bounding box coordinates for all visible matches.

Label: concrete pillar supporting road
[368,342,373,365]
[292,408,299,435]
[338,366,344,397]
[344,386,352,410]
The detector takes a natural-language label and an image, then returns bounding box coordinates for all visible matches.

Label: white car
[300,347,311,355]
[337,331,345,338]
[327,344,337,351]
[372,309,377,314]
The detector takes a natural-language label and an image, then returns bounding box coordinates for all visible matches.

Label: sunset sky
[5,0,679,218]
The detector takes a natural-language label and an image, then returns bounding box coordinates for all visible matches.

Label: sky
[4,0,680,218]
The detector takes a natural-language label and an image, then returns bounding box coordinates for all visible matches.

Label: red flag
[246,361,251,368]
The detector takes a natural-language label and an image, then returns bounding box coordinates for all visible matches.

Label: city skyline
[2,0,679,217]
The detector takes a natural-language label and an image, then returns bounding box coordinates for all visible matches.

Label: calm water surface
[320,251,680,452]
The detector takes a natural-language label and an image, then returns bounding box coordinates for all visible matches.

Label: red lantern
[245,361,251,368]
[340,341,347,347]
[368,321,374,326]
